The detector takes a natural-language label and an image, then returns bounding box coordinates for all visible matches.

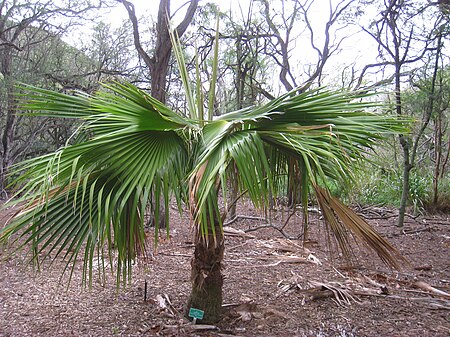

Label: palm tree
[0,81,407,323]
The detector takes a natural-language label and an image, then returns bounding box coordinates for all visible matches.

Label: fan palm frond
[191,88,408,268]
[3,83,191,285]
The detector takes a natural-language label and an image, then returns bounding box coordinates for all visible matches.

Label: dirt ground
[0,199,449,337]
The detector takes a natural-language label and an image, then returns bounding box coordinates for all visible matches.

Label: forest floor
[0,199,449,337]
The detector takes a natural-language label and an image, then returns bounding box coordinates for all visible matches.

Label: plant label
[188,307,205,322]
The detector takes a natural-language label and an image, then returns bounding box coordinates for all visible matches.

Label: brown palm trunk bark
[187,224,224,324]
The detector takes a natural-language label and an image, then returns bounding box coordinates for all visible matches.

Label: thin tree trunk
[430,33,443,206]
[398,155,411,227]
[287,159,301,208]
[433,112,442,205]
[187,224,224,324]
[394,50,410,227]
[0,49,15,196]
[228,164,238,220]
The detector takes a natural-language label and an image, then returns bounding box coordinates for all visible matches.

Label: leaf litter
[0,201,449,336]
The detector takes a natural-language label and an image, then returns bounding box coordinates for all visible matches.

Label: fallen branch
[403,227,434,235]
[383,295,450,310]
[223,226,256,238]
[224,214,265,226]
[414,265,433,271]
[414,281,450,299]
[422,218,450,225]
[224,212,298,239]
[232,255,317,268]
[156,294,177,316]
[227,241,251,251]
[359,209,420,221]
[244,223,294,239]
[187,324,219,331]
[158,252,192,257]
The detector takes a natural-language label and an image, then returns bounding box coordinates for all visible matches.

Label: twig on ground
[403,227,435,235]
[223,226,256,238]
[244,223,294,239]
[227,241,251,251]
[224,214,267,226]
[280,207,297,231]
[158,252,192,257]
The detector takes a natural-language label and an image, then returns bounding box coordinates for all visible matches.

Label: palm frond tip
[314,185,406,269]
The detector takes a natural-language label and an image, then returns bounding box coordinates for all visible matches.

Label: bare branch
[118,0,154,71]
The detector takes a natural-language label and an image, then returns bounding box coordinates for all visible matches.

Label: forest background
[0,0,449,225]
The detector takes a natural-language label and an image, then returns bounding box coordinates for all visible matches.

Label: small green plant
[409,173,431,214]
[111,326,120,336]
[346,163,445,214]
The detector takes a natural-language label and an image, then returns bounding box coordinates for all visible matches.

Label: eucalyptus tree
[404,62,450,209]
[46,21,137,93]
[258,0,357,92]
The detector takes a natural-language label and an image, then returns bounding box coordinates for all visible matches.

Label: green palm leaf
[1,81,409,287]
[191,88,408,269]
[3,82,190,285]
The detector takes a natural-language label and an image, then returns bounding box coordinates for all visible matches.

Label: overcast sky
[96,0,380,88]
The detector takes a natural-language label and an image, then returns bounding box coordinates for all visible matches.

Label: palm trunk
[187,224,224,324]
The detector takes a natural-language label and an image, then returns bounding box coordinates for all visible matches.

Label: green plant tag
[188,308,205,320]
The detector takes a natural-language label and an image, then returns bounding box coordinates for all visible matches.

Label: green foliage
[348,164,450,213]
[0,81,409,285]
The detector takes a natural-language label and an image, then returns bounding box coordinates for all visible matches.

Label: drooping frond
[313,184,406,269]
[2,83,191,285]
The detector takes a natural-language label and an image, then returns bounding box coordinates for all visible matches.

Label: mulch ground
[0,200,449,337]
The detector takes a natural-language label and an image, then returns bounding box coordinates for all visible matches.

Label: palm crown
[1,80,407,322]
[3,81,405,273]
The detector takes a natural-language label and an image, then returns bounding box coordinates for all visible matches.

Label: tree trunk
[430,33,443,206]
[287,159,301,208]
[398,156,411,227]
[121,0,199,103]
[433,110,442,205]
[187,225,224,324]
[0,48,15,196]
[393,49,409,227]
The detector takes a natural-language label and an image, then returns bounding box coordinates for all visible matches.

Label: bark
[120,0,199,103]
[396,74,411,226]
[0,46,15,194]
[397,148,411,227]
[428,33,443,206]
[187,225,224,324]
[227,164,238,221]
[433,111,442,205]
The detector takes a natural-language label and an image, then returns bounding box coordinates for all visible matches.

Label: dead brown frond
[313,184,407,270]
